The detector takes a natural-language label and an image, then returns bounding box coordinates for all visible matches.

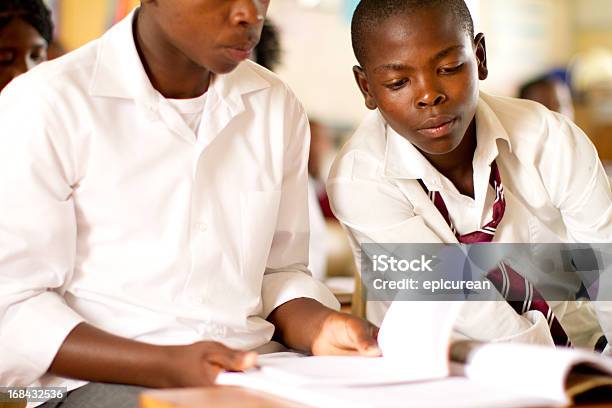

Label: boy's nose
[230,0,265,26]
[416,90,446,108]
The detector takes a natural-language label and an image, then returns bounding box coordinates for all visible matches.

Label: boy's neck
[133,9,211,99]
[421,119,477,199]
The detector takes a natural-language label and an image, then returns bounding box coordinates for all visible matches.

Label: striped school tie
[418,161,570,346]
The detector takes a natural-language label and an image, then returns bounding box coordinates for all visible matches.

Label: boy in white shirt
[0,1,380,406]
[328,0,612,349]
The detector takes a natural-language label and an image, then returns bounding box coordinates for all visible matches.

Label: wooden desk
[140,386,612,408]
[140,386,309,408]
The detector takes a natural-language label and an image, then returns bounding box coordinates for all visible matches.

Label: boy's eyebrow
[431,45,465,62]
[372,44,466,74]
[373,62,414,74]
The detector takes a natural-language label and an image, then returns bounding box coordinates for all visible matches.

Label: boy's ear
[353,66,378,110]
[474,33,488,81]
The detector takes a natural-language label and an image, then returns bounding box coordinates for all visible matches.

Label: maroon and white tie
[419,161,570,346]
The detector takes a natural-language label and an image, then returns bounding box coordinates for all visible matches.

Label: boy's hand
[311,310,381,356]
[268,298,381,357]
[163,341,258,387]
[48,322,257,389]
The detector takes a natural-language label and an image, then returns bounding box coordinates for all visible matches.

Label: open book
[217,302,612,407]
[449,340,612,405]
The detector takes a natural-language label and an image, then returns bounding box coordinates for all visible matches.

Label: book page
[258,356,417,386]
[463,343,612,405]
[246,301,463,387]
[377,301,463,377]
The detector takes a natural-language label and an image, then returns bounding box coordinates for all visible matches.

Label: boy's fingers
[322,347,367,356]
[238,351,258,370]
[316,313,381,356]
[207,364,223,382]
[356,336,382,356]
[371,325,380,339]
[359,344,383,356]
[207,350,258,371]
[351,321,382,356]
[199,341,251,367]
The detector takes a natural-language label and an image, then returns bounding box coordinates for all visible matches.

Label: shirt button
[196,222,208,232]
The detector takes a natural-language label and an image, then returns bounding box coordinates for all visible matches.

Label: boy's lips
[227,48,253,62]
[417,115,457,137]
[225,46,254,62]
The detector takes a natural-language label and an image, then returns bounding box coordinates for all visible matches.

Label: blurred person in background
[0,0,52,91]
[309,119,337,221]
[307,118,334,280]
[252,19,281,71]
[518,74,575,121]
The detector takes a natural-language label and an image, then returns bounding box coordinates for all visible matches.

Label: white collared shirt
[0,11,338,393]
[167,92,207,135]
[327,92,612,349]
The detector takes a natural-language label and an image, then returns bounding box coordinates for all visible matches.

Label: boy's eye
[30,50,46,63]
[384,78,409,90]
[439,64,464,75]
[0,50,15,64]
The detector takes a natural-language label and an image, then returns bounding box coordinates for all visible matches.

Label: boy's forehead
[0,18,45,45]
[361,8,471,68]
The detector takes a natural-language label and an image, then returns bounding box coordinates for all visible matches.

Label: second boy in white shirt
[328,0,612,350]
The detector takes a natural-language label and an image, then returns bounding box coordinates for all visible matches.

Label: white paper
[246,301,462,387]
[377,301,464,378]
[259,356,411,386]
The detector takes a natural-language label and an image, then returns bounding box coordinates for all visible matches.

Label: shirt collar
[474,92,513,165]
[383,92,513,185]
[88,8,270,116]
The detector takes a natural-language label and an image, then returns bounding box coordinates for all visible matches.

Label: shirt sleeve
[537,113,612,345]
[259,88,339,318]
[539,113,612,243]
[0,78,85,386]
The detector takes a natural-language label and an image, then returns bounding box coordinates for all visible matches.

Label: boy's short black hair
[518,75,557,99]
[0,0,54,44]
[351,0,474,65]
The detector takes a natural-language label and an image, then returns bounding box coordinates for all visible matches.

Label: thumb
[352,320,382,356]
[207,347,258,371]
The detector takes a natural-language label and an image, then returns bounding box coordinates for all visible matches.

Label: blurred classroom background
[42,0,612,307]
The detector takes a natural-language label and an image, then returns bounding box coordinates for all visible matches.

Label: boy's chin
[214,62,242,74]
[414,138,463,156]
[199,57,242,75]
